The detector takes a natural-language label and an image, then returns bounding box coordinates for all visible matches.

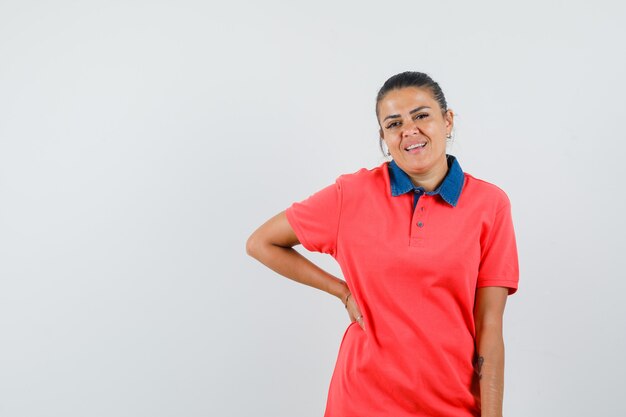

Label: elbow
[475,319,503,339]
[245,232,260,259]
[475,316,503,332]
[246,211,295,260]
[246,229,272,261]
[475,321,504,350]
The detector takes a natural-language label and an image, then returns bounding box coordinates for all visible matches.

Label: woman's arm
[246,211,364,328]
[473,286,509,417]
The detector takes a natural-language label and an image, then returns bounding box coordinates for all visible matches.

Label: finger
[355,314,365,331]
[348,309,359,322]
[349,308,361,322]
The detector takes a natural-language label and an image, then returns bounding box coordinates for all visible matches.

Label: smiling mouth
[405,142,426,151]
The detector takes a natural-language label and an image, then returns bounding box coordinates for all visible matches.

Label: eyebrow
[382,106,431,122]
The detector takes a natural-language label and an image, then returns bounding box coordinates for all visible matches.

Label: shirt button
[417,222,424,227]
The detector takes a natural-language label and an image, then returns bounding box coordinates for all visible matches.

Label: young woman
[246,71,519,417]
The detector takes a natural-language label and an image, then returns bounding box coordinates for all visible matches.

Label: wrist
[330,280,350,303]
[342,292,352,308]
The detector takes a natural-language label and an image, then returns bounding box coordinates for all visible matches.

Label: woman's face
[378,87,453,180]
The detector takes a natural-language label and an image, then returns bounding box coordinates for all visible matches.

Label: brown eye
[414,113,428,120]
[386,121,400,129]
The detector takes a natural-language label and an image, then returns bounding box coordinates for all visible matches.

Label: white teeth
[406,143,426,150]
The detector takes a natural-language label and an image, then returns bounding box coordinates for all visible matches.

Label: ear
[444,110,454,134]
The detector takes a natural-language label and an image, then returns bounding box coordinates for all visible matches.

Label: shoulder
[462,172,511,210]
[336,162,389,189]
[290,163,388,206]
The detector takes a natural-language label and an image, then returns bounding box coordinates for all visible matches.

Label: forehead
[378,87,438,116]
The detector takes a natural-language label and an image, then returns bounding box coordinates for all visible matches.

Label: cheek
[383,133,401,144]
[427,123,447,139]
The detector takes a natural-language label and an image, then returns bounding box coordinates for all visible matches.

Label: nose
[402,119,420,137]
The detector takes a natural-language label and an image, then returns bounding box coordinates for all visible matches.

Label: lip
[404,141,428,153]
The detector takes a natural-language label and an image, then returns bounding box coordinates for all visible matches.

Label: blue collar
[388,154,464,207]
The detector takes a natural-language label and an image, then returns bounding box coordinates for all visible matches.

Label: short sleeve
[477,196,520,295]
[285,179,342,256]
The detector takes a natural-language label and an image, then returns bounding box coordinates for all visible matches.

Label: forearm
[249,242,349,302]
[475,325,505,417]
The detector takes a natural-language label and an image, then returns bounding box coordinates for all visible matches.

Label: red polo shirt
[285,156,519,416]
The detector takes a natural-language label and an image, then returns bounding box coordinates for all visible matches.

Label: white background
[1,1,625,416]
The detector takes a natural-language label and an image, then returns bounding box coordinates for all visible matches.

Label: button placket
[409,195,431,247]
[414,192,425,227]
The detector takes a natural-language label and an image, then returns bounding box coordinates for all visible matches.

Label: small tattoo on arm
[475,356,484,380]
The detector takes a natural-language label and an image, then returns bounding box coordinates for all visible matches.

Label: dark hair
[376,71,449,157]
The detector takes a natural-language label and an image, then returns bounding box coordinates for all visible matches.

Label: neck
[408,157,449,192]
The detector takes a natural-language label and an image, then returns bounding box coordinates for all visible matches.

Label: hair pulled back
[376,71,448,117]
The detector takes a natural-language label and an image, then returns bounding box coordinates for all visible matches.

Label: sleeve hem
[477,279,519,295]
[285,207,314,252]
